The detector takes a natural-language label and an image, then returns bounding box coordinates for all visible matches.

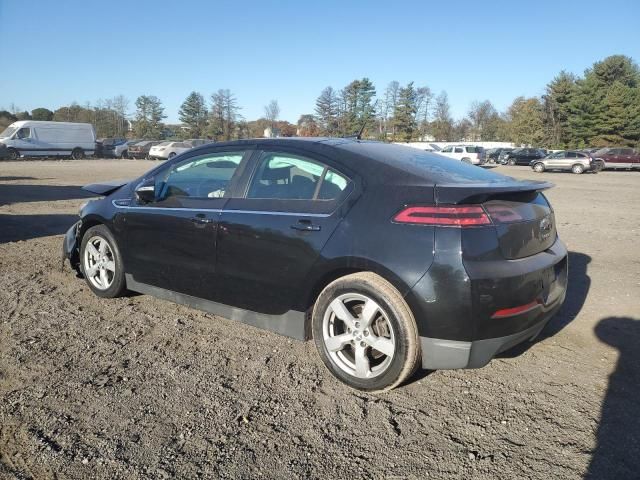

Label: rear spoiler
[82,179,131,196]
[434,180,553,205]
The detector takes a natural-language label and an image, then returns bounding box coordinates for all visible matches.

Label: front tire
[71,148,84,160]
[7,148,19,160]
[508,158,516,166]
[168,152,176,159]
[80,225,126,298]
[533,162,545,173]
[572,164,585,174]
[312,272,420,392]
[120,150,128,159]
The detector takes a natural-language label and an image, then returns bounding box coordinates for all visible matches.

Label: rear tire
[533,163,545,173]
[168,152,176,159]
[80,225,126,298]
[572,164,585,174]
[312,272,421,392]
[508,158,516,166]
[120,150,128,159]
[71,148,84,160]
[461,157,472,164]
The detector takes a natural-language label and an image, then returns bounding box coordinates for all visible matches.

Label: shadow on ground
[0,176,39,181]
[0,214,78,243]
[0,184,91,206]
[586,316,640,478]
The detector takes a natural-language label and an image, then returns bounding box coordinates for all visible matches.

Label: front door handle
[291,219,321,232]
[191,214,213,225]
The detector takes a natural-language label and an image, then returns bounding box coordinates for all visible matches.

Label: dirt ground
[0,159,638,479]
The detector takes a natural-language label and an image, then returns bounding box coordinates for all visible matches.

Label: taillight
[393,205,491,226]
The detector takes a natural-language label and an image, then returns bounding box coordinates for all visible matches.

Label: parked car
[0,121,96,159]
[502,148,546,165]
[148,141,192,160]
[592,147,640,170]
[531,150,601,174]
[438,145,486,165]
[487,148,513,162]
[497,148,515,163]
[101,138,128,158]
[185,138,212,147]
[128,140,160,159]
[62,139,567,391]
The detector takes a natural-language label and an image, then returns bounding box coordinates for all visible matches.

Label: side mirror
[135,181,156,204]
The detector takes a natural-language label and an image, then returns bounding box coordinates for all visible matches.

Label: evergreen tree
[315,87,340,136]
[31,108,54,121]
[542,71,577,148]
[392,82,418,142]
[133,95,166,139]
[179,91,208,138]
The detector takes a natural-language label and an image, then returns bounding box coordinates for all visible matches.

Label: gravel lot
[0,159,639,479]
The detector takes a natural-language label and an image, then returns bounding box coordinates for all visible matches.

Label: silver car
[530,150,599,174]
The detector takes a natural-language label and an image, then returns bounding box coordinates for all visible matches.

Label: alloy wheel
[83,236,116,290]
[322,293,396,379]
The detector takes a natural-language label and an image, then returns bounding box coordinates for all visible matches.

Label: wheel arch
[298,257,413,314]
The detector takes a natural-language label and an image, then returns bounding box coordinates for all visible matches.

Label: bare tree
[264,99,280,129]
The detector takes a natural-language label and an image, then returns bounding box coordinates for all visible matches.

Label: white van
[0,120,96,160]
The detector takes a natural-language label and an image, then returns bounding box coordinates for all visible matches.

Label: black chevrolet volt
[63,138,568,391]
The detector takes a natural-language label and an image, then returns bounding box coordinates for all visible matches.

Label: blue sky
[1,0,638,123]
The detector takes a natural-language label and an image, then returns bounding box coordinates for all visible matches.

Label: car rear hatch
[434,180,555,259]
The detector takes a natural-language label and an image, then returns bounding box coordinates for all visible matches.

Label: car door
[620,148,634,168]
[118,148,253,299]
[546,151,565,169]
[215,148,354,315]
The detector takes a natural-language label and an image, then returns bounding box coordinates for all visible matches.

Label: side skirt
[125,274,309,340]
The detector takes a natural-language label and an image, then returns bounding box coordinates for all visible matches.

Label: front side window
[441,146,453,153]
[156,151,245,200]
[16,127,31,139]
[247,153,348,201]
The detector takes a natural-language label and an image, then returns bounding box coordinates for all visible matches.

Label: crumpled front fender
[61,220,81,271]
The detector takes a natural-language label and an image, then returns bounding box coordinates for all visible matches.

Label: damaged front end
[61,220,82,272]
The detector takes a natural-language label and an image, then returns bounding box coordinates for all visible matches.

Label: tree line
[2,55,638,148]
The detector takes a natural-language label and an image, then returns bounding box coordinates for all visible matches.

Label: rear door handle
[291,219,321,232]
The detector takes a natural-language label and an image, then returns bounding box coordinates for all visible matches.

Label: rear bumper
[409,231,568,370]
[420,290,564,369]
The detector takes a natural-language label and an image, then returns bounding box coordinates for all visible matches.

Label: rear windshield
[338,142,514,184]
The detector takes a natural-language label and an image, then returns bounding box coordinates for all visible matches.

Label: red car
[593,147,640,170]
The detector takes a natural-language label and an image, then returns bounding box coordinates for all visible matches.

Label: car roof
[188,138,511,186]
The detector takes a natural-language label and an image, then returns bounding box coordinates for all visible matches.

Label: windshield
[0,126,18,139]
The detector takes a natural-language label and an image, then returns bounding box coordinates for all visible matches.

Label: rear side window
[567,152,577,158]
[454,147,463,153]
[247,153,348,201]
